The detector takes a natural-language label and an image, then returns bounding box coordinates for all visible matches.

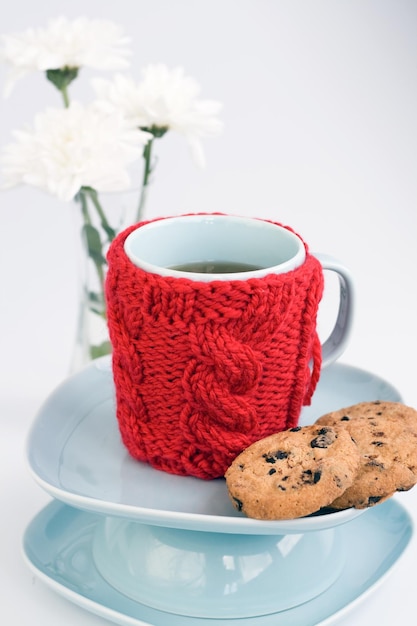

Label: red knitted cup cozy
[106,216,324,480]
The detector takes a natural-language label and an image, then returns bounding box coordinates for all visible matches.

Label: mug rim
[123,214,306,282]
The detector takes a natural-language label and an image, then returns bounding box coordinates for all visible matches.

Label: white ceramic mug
[123,213,353,367]
[107,213,354,479]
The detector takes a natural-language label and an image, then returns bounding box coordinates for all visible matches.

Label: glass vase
[70,186,141,371]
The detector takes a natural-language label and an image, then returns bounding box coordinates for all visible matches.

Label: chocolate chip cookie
[224,424,360,520]
[316,401,417,509]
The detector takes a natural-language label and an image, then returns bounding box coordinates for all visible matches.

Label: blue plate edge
[21,498,414,626]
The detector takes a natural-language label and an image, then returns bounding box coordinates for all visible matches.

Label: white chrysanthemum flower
[93,64,223,166]
[1,102,150,201]
[1,16,131,96]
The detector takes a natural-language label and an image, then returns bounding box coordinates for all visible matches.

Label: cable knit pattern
[106,216,324,479]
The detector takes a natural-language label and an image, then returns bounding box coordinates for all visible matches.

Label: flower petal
[92,64,223,166]
[0,101,145,200]
[1,16,131,93]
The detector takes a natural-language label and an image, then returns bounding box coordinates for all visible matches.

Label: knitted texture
[106,216,324,480]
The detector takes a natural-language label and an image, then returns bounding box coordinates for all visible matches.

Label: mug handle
[313,253,355,368]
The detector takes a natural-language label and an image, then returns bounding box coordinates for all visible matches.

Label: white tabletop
[1,1,416,624]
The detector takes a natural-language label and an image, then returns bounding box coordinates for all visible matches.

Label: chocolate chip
[368,496,382,505]
[274,450,289,460]
[301,469,321,484]
[233,497,244,511]
[365,460,385,468]
[263,450,289,462]
[289,427,302,432]
[310,428,335,448]
[371,441,384,447]
[341,416,350,421]
[268,468,277,475]
[313,470,322,484]
[302,469,313,481]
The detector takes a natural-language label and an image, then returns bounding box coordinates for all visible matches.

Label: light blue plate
[26,357,402,534]
[23,498,413,626]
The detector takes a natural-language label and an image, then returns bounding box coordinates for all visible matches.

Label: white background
[0,1,416,625]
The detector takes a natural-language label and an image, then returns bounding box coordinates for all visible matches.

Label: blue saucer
[26,358,401,534]
[23,498,413,626]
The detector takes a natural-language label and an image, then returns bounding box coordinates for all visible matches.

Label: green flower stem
[61,85,70,108]
[81,195,105,291]
[135,126,168,222]
[78,189,107,317]
[46,67,78,108]
[79,188,90,224]
[136,137,154,222]
[83,187,116,241]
